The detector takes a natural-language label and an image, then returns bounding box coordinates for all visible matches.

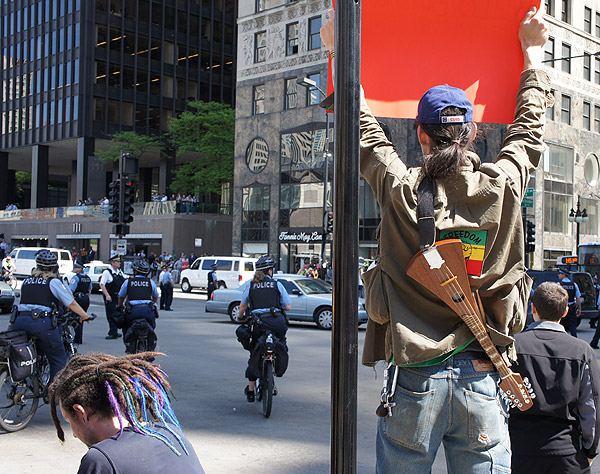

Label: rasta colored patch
[439,230,488,276]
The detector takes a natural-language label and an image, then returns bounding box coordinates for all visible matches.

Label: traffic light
[525,219,536,253]
[122,180,135,224]
[108,181,120,223]
[323,211,334,234]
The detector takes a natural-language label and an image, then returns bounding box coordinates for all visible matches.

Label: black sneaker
[245,386,255,403]
[105,335,118,340]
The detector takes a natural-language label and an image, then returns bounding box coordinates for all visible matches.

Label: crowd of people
[4,203,18,211]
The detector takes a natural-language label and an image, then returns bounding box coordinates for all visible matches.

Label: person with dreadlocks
[48,352,205,474]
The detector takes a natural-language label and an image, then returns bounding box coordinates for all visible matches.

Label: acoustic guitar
[406,239,534,411]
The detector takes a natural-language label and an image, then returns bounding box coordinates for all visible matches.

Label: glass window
[597,12,600,37]
[285,78,298,110]
[108,63,120,87]
[242,186,270,242]
[135,104,146,128]
[307,73,321,106]
[308,16,321,50]
[75,23,80,48]
[561,43,570,73]
[544,144,574,234]
[122,102,133,125]
[59,27,65,52]
[94,97,106,120]
[73,96,78,120]
[560,94,571,124]
[67,24,73,50]
[151,38,161,62]
[595,57,600,85]
[595,105,600,134]
[65,96,71,122]
[151,2,162,27]
[544,37,554,68]
[178,10,188,34]
[584,53,591,81]
[255,31,266,63]
[65,60,72,85]
[57,98,63,123]
[107,100,120,123]
[255,0,265,12]
[150,72,160,95]
[584,6,592,33]
[122,66,134,90]
[286,22,299,55]
[583,101,591,130]
[253,84,265,115]
[165,7,175,30]
[74,59,79,83]
[561,0,570,23]
[96,25,108,47]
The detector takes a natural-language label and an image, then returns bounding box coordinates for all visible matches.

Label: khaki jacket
[360,69,553,367]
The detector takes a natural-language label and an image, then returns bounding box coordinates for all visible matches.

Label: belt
[74,292,88,298]
[17,310,50,319]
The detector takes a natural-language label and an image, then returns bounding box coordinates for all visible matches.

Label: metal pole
[321,112,329,265]
[331,1,360,473]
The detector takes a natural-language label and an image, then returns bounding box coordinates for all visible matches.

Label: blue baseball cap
[73,262,84,269]
[416,85,474,125]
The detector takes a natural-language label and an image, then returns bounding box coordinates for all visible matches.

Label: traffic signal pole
[118,150,126,236]
[331,2,361,473]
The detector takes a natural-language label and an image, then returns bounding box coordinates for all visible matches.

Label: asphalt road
[2,288,600,473]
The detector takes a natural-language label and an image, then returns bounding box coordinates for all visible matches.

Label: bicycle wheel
[261,360,274,418]
[136,337,148,354]
[0,369,40,432]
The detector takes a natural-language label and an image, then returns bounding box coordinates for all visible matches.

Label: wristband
[329,50,335,59]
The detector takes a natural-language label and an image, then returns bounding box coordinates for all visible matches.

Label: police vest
[74,273,91,294]
[20,276,59,308]
[105,269,125,295]
[559,281,577,303]
[127,277,153,301]
[207,270,216,287]
[248,276,281,311]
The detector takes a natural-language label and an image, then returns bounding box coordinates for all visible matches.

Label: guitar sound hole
[452,292,465,303]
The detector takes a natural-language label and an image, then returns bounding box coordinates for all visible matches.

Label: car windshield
[294,278,332,295]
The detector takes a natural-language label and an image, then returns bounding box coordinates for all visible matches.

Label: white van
[9,247,74,277]
[180,256,257,293]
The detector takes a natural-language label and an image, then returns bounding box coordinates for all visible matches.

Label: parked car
[205,273,369,330]
[0,281,15,313]
[526,269,597,326]
[9,247,73,277]
[180,256,258,293]
[62,260,110,292]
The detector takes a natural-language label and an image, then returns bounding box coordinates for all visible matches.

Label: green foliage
[15,171,31,206]
[95,131,163,163]
[168,101,235,195]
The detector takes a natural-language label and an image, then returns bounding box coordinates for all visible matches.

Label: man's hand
[320,9,335,52]
[105,294,112,302]
[519,6,549,70]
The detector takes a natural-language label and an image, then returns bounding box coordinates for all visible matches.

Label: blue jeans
[376,357,510,474]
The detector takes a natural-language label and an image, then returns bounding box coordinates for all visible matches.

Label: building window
[545,0,554,15]
[286,22,299,55]
[544,37,554,67]
[246,137,269,173]
[308,17,322,50]
[584,53,591,81]
[597,12,600,37]
[254,31,266,63]
[561,0,570,23]
[242,185,270,242]
[584,6,592,33]
[285,78,297,109]
[581,197,598,236]
[306,73,321,106]
[596,57,600,85]
[255,0,265,12]
[560,94,571,124]
[595,105,600,133]
[544,143,574,234]
[583,101,591,130]
[253,84,265,115]
[561,43,571,73]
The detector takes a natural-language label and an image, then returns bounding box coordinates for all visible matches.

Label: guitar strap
[417,177,436,249]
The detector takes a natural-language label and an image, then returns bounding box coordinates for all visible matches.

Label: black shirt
[77,423,205,474]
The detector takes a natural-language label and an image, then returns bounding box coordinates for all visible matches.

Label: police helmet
[35,249,58,270]
[132,259,150,275]
[255,256,275,272]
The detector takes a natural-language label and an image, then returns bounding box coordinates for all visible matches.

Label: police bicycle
[0,311,96,432]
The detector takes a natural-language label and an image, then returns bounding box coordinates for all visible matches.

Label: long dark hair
[417,106,477,179]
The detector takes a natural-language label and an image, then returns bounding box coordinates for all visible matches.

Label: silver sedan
[205,273,369,330]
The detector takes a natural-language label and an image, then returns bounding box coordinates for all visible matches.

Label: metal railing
[0,201,232,221]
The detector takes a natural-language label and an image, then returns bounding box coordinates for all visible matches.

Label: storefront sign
[278,231,324,242]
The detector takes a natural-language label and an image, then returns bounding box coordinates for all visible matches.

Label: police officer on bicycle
[10,250,91,380]
[68,262,92,346]
[117,260,159,353]
[238,256,291,402]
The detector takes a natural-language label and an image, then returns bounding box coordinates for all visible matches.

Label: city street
[2,288,600,473]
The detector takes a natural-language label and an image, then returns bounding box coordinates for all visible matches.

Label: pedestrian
[160,264,174,311]
[173,257,182,284]
[68,262,92,346]
[321,7,550,473]
[558,269,582,337]
[48,352,206,473]
[99,254,126,340]
[325,262,333,284]
[590,275,600,329]
[206,263,218,300]
[509,282,600,473]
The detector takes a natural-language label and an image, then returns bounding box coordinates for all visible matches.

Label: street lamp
[297,77,332,265]
[568,195,589,250]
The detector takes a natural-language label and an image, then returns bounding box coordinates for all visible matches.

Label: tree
[168,101,235,195]
[95,131,163,163]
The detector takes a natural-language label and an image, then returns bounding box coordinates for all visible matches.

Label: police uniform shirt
[18,277,75,312]
[241,278,291,315]
[162,270,173,286]
[69,273,92,294]
[118,276,159,305]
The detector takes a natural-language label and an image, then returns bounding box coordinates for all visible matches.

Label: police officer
[117,259,159,352]
[68,262,92,345]
[591,275,600,329]
[160,264,174,311]
[558,269,582,337]
[11,250,91,380]
[100,254,126,339]
[237,256,291,402]
[207,263,218,300]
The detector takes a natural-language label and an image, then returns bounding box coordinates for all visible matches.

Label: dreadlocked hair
[48,352,189,456]
[416,106,477,179]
